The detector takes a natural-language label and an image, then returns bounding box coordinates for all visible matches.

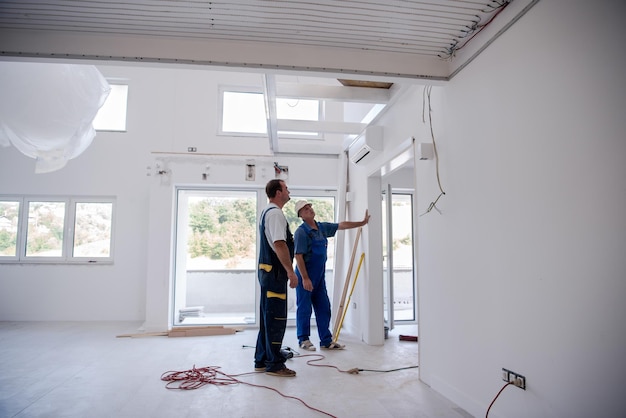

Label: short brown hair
[265,179,284,198]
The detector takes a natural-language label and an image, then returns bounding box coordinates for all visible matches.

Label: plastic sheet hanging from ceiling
[0,62,110,173]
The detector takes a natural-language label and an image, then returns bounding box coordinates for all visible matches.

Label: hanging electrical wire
[421,85,446,216]
[485,382,513,417]
[438,0,511,60]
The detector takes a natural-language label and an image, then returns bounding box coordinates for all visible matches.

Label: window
[276,98,321,138]
[221,91,266,134]
[93,84,128,132]
[219,87,321,138]
[0,196,115,263]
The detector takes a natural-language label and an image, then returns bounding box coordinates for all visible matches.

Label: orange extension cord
[161,364,337,417]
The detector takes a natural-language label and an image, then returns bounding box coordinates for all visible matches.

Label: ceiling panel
[0,0,538,80]
[0,0,500,57]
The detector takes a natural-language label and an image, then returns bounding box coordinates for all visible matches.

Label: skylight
[221,90,320,137]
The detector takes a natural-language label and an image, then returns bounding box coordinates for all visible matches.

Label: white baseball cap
[295,200,311,217]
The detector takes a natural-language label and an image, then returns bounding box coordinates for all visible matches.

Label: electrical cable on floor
[162,345,417,416]
[358,365,419,373]
[161,364,337,418]
[485,382,513,417]
[246,345,419,375]
[301,352,418,375]
[245,344,418,374]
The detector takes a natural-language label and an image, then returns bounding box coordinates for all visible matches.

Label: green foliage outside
[26,202,65,255]
[0,229,16,255]
[393,235,411,250]
[0,202,18,254]
[73,203,112,249]
[188,198,257,259]
[285,198,334,235]
[187,197,335,260]
[0,201,113,257]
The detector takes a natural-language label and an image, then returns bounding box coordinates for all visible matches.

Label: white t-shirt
[262,203,287,253]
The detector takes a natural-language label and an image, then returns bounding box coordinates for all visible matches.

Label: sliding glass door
[172,188,258,326]
[171,187,336,327]
[382,189,416,330]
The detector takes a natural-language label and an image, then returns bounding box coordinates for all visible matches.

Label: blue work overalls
[254,207,294,372]
[295,221,338,347]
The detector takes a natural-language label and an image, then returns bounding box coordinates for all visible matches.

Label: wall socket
[502,368,526,390]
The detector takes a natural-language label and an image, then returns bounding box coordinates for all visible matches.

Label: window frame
[0,196,22,262]
[218,86,267,137]
[218,85,323,139]
[0,195,116,264]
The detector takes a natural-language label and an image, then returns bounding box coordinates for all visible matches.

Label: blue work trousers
[255,269,288,372]
[296,274,332,347]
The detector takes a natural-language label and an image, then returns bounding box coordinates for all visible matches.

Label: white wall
[0,126,150,321]
[345,0,625,416]
[0,64,340,323]
[413,1,625,417]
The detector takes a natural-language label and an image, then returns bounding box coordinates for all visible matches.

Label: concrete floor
[0,322,470,418]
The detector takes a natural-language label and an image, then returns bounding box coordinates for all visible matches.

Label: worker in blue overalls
[254,179,298,377]
[293,200,369,351]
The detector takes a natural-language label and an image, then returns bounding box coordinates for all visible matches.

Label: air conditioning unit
[349,126,383,165]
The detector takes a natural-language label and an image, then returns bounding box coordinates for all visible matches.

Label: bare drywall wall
[416,1,626,417]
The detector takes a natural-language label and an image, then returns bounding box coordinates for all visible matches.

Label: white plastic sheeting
[0,62,110,173]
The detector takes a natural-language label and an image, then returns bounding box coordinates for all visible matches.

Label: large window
[0,196,115,263]
[220,87,321,138]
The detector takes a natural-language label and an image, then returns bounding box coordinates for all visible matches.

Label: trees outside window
[0,197,115,263]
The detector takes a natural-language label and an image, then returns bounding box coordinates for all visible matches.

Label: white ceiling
[0,0,539,156]
[0,0,538,80]
[1,0,503,57]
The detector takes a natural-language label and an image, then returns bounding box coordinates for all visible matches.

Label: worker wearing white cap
[293,200,370,351]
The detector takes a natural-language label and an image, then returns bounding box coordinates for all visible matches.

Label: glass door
[382,184,394,331]
[172,188,258,326]
[382,187,416,330]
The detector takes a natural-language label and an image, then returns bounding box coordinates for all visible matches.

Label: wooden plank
[170,325,226,330]
[333,227,362,337]
[168,327,237,338]
[333,252,365,343]
[116,331,168,338]
[117,326,243,338]
[171,325,245,332]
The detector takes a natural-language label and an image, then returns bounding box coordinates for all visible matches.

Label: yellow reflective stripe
[266,291,286,300]
[259,263,272,272]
